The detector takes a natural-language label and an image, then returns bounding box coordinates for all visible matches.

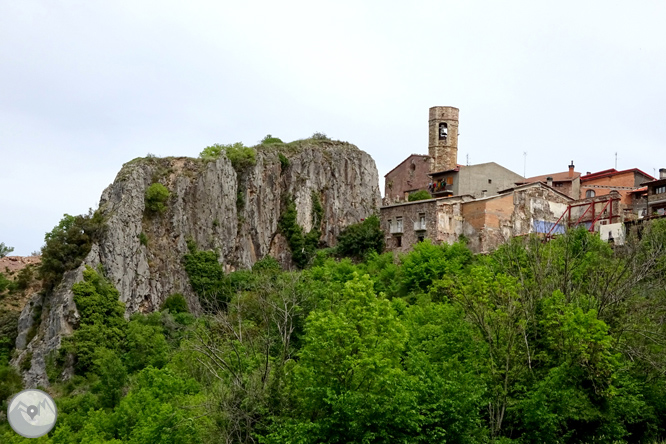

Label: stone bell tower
[428,106,459,173]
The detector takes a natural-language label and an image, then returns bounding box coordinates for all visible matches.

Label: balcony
[390,225,404,234]
[414,220,427,231]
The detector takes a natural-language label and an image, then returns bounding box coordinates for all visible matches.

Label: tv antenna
[615,152,618,169]
[523,152,527,178]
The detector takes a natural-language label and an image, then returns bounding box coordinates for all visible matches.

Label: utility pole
[466,154,469,166]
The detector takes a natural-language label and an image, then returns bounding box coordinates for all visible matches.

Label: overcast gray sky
[2,1,665,255]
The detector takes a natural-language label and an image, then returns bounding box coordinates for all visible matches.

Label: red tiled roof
[518,170,581,184]
[581,168,655,181]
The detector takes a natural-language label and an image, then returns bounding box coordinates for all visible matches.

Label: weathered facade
[381,183,574,254]
[384,154,432,203]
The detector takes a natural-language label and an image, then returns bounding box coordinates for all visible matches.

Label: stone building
[383,106,524,205]
[429,162,525,199]
[384,154,432,202]
[643,168,666,216]
[382,182,573,253]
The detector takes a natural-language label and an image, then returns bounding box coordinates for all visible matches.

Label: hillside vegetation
[1,219,666,443]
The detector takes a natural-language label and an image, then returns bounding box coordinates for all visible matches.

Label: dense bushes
[336,214,385,260]
[261,134,283,144]
[408,189,432,201]
[145,182,170,214]
[278,195,323,269]
[199,142,257,172]
[182,245,227,308]
[39,210,106,290]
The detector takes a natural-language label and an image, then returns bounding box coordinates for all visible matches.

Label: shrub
[183,246,227,307]
[199,143,224,160]
[311,132,330,140]
[39,210,106,291]
[252,256,282,274]
[278,153,290,172]
[408,190,432,201]
[138,232,149,246]
[145,183,171,214]
[261,134,284,144]
[336,215,385,260]
[200,142,257,172]
[279,197,320,269]
[63,267,127,372]
[226,143,257,171]
[0,272,10,293]
[161,293,189,314]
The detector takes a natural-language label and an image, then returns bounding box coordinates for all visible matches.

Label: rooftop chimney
[568,161,575,178]
[660,168,666,180]
[547,176,553,187]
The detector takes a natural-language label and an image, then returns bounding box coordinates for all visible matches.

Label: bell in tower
[428,106,459,173]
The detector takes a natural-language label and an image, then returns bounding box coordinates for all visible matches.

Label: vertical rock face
[15,141,380,387]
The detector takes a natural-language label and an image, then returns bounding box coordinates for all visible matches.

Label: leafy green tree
[401,239,472,295]
[161,293,189,314]
[93,348,128,408]
[403,303,488,443]
[61,267,127,372]
[39,211,105,290]
[336,215,385,260]
[182,247,227,307]
[0,242,14,258]
[263,274,419,443]
[124,318,169,372]
[408,189,432,201]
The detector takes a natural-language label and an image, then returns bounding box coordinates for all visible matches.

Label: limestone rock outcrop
[14,141,380,387]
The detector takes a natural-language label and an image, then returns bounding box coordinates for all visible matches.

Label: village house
[643,169,666,217]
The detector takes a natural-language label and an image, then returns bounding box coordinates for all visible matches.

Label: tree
[0,242,14,258]
[336,215,385,260]
[262,274,419,444]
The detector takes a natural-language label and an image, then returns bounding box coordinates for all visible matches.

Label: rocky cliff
[15,140,381,387]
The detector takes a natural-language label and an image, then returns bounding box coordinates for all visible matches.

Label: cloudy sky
[2,1,665,255]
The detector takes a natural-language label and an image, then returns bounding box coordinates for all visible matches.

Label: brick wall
[384,155,431,203]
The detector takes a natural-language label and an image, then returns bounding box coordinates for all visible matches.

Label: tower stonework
[428,106,459,173]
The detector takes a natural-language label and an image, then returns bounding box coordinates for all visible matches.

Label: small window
[388,219,392,231]
[396,217,403,233]
[446,176,453,185]
[417,235,425,243]
[655,186,666,194]
[410,163,416,171]
[439,122,448,140]
[586,190,596,198]
[488,179,492,184]
[396,236,402,247]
